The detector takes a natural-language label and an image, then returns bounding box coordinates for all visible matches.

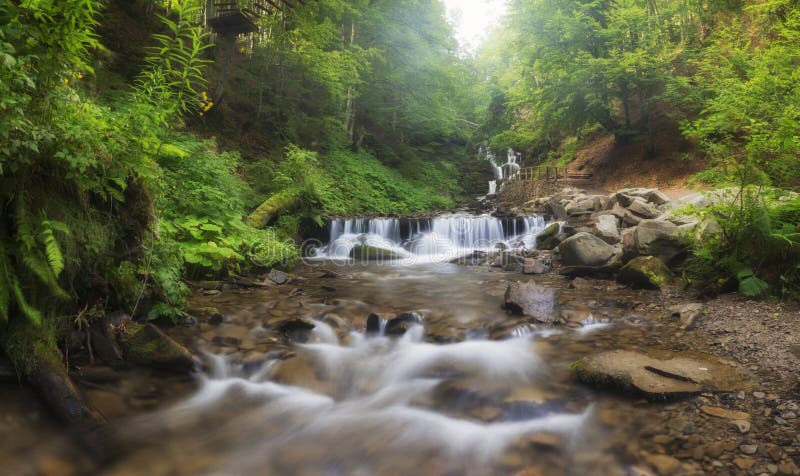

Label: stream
[0,213,775,475]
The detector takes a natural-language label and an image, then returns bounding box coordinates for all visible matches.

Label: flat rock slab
[503,282,558,323]
[572,349,751,400]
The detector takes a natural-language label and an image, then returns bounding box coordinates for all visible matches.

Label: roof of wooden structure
[207,0,315,36]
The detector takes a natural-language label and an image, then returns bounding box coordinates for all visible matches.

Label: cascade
[321,214,546,261]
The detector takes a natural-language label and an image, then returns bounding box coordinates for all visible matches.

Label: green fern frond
[21,254,69,300]
[11,279,42,327]
[39,223,65,277]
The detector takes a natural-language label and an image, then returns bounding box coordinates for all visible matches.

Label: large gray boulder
[618,188,672,206]
[558,232,617,267]
[591,214,620,244]
[628,198,660,219]
[503,281,558,323]
[623,219,687,263]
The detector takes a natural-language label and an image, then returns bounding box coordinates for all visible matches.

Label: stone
[523,257,550,274]
[778,461,800,475]
[535,222,561,250]
[625,219,687,263]
[267,269,289,285]
[733,458,755,470]
[348,245,403,261]
[699,406,751,420]
[730,419,752,434]
[366,313,385,335]
[503,281,558,323]
[642,452,682,476]
[120,322,195,372]
[592,214,621,244]
[385,312,423,336]
[558,232,617,267]
[618,188,672,206]
[739,444,758,455]
[628,198,660,219]
[665,303,705,330]
[618,256,673,289]
[572,349,751,400]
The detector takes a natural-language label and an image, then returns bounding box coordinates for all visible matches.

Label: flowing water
[0,215,725,476]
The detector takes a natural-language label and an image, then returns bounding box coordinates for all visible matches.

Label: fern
[10,278,42,327]
[39,219,67,277]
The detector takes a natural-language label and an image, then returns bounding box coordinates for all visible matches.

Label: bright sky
[443,0,509,53]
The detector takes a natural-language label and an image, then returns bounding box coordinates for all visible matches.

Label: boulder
[366,313,385,335]
[349,244,403,261]
[120,322,195,372]
[618,256,673,289]
[623,220,687,263]
[628,198,660,219]
[503,282,558,323]
[618,188,672,206]
[535,222,561,250]
[571,349,751,400]
[558,232,617,268]
[591,214,620,244]
[565,195,609,216]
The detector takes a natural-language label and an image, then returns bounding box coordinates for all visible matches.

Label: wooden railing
[498,166,591,203]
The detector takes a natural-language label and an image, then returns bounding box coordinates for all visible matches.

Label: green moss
[1,316,63,376]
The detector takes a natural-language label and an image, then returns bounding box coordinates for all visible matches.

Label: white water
[320,214,547,262]
[481,147,523,196]
[130,322,591,474]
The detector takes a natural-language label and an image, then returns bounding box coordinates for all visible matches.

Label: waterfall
[481,147,524,195]
[319,214,547,261]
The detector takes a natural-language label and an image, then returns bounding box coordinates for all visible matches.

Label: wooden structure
[499,166,592,204]
[206,0,313,36]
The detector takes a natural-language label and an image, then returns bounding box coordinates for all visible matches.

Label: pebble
[731,419,751,434]
[754,391,767,399]
[733,457,755,470]
[739,444,758,455]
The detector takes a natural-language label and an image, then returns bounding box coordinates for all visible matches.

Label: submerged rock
[618,256,673,289]
[503,281,558,323]
[571,349,750,400]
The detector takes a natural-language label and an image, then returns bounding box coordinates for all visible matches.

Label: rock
[119,322,195,372]
[665,303,705,330]
[618,188,672,206]
[267,269,289,285]
[503,282,558,323]
[558,232,617,267]
[618,256,673,289]
[385,312,423,336]
[624,219,686,263]
[275,318,316,342]
[613,192,636,207]
[733,458,755,470]
[572,349,750,400]
[535,222,561,250]
[523,257,550,274]
[730,419,751,434]
[739,444,758,455]
[628,198,660,219]
[592,214,621,244]
[642,452,682,476]
[366,313,385,335]
[778,461,800,475]
[699,406,751,420]
[349,244,403,261]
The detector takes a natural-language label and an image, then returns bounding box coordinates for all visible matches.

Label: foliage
[686,186,800,298]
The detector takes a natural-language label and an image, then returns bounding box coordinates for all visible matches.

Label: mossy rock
[120,322,195,372]
[349,244,402,261]
[535,222,561,250]
[618,256,673,289]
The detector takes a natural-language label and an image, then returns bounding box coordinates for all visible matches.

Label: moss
[618,256,673,289]
[1,316,63,376]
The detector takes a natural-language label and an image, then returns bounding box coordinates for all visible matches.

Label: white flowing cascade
[320,214,547,261]
[138,322,591,474]
[482,147,523,196]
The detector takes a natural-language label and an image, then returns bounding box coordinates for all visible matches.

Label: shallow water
[0,260,722,476]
